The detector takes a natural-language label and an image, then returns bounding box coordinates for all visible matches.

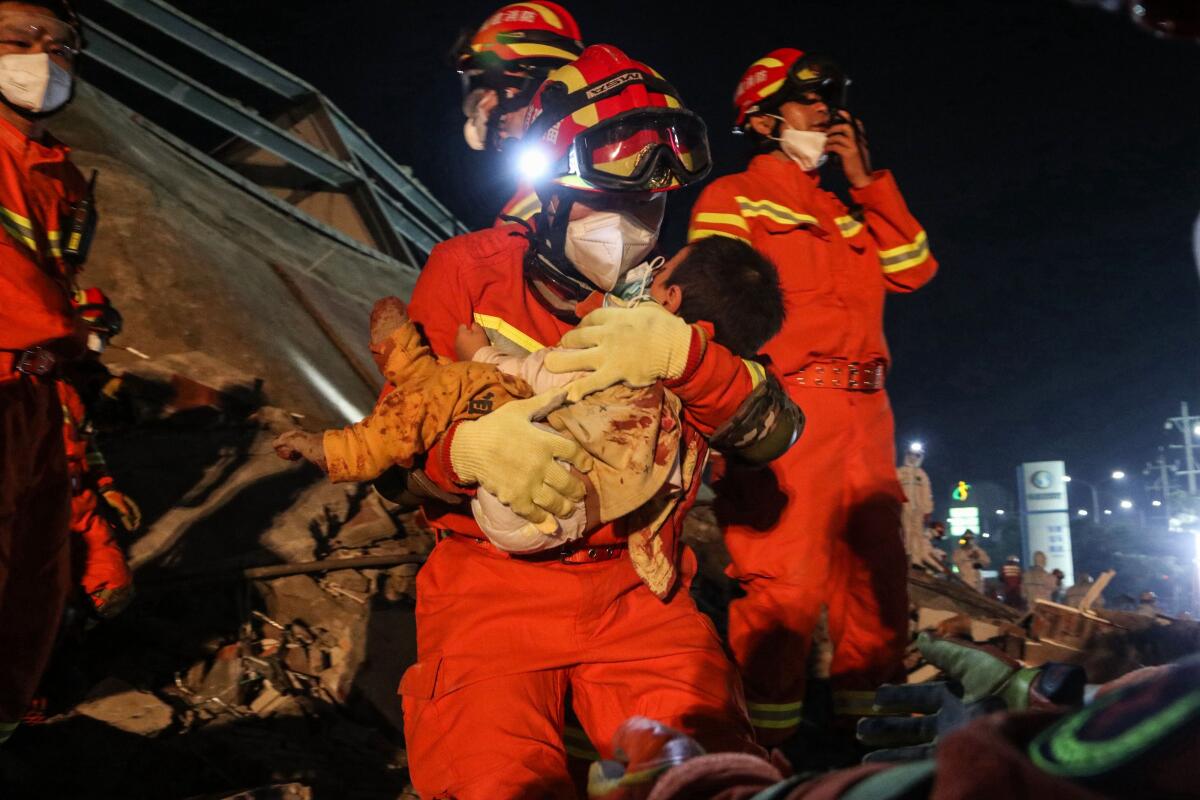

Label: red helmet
[732,47,849,130]
[519,44,711,193]
[455,2,583,76]
[71,286,121,338]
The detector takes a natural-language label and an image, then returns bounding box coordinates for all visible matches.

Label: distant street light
[1193,423,1200,437]
[1077,509,1089,517]
[1064,475,1073,483]
[995,509,1005,516]
[909,441,924,454]
[1120,500,1134,510]
[1153,500,1163,508]
[1112,470,1126,480]
[1104,509,1113,515]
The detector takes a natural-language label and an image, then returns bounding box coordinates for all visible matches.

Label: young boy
[274,236,787,595]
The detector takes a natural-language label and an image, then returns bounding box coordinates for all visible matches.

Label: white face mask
[768,115,827,171]
[0,53,72,114]
[86,332,105,354]
[564,209,659,292]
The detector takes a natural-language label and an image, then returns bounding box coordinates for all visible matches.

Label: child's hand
[369,296,409,369]
[273,430,328,472]
[454,322,491,362]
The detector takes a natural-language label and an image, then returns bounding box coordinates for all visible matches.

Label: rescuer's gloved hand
[587,716,705,800]
[100,489,142,532]
[543,304,694,403]
[90,584,135,619]
[449,390,593,524]
[857,633,1086,762]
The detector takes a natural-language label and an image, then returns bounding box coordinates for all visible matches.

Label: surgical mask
[768,115,827,171]
[608,256,663,304]
[564,210,659,292]
[0,53,71,113]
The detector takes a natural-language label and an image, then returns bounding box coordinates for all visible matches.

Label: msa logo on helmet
[585,70,642,100]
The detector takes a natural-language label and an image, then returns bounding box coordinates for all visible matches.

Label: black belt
[0,346,59,377]
[788,359,885,392]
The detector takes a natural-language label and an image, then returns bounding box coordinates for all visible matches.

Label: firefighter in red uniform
[398,45,801,798]
[0,0,90,746]
[688,48,938,742]
[451,1,583,225]
[60,287,137,619]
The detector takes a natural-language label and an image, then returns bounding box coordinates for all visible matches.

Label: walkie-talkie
[63,169,98,267]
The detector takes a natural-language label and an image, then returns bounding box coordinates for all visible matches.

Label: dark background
[164,0,1200,511]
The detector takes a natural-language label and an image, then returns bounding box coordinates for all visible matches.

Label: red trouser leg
[0,377,71,740]
[402,668,575,800]
[825,392,908,716]
[400,537,759,799]
[718,387,907,742]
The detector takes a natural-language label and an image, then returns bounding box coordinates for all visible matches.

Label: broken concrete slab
[76,678,174,735]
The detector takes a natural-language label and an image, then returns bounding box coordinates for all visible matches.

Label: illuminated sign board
[948,506,980,538]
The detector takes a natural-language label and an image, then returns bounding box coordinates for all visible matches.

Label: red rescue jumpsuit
[57,380,132,611]
[402,225,763,799]
[688,155,937,741]
[0,116,86,742]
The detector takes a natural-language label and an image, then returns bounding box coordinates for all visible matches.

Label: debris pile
[1,354,429,800]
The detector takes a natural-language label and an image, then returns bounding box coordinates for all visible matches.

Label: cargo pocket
[398,655,442,700]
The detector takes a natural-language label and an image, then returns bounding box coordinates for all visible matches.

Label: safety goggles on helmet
[0,12,79,62]
[565,109,711,192]
[783,54,848,110]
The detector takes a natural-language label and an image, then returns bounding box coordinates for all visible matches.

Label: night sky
[169,0,1200,509]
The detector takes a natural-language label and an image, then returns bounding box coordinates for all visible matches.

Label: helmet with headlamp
[514,45,711,301]
[71,286,121,353]
[451,2,583,151]
[0,1,82,115]
[519,44,711,193]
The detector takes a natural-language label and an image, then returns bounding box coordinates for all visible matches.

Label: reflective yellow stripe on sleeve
[687,228,750,245]
[835,215,864,238]
[833,690,889,717]
[878,230,931,274]
[734,196,819,228]
[747,700,803,730]
[472,313,545,355]
[742,359,766,389]
[0,206,36,251]
[694,212,750,231]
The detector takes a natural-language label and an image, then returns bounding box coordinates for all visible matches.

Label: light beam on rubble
[288,350,369,423]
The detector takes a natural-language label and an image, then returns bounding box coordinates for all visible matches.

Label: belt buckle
[16,347,56,377]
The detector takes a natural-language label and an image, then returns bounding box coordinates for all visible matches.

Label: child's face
[648,246,689,313]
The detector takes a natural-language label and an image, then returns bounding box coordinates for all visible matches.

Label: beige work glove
[449,391,593,525]
[543,304,695,403]
[101,489,142,532]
